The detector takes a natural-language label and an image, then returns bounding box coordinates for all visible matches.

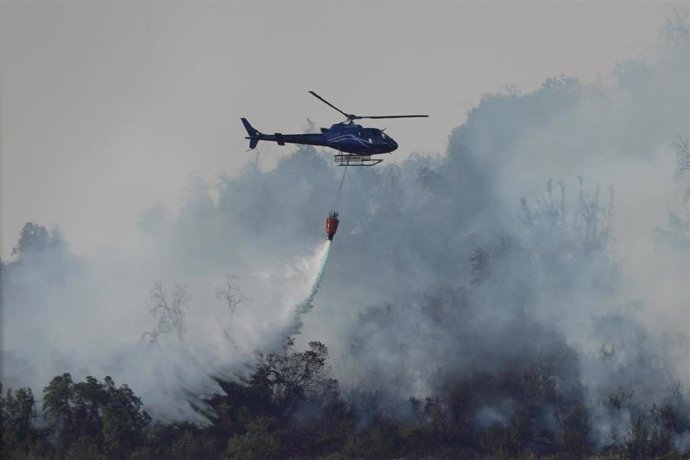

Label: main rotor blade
[354,114,429,120]
[309,91,352,119]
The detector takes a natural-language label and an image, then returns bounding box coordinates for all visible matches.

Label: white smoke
[2,15,689,442]
[2,231,332,421]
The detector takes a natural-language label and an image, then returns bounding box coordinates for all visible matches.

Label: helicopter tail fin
[241,118,260,149]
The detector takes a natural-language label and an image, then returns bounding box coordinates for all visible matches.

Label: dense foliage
[2,335,689,459]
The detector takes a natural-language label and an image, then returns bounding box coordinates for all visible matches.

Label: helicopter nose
[390,139,398,151]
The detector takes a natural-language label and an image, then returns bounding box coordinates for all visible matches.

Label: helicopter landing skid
[334,154,383,167]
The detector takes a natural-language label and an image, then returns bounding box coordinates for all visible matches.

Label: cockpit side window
[367,129,382,143]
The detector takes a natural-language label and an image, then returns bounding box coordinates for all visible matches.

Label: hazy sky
[0,1,678,258]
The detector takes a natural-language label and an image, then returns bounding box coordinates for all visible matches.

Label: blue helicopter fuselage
[241,119,398,155]
[322,123,398,154]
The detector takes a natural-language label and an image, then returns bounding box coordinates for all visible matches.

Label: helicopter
[241,91,428,166]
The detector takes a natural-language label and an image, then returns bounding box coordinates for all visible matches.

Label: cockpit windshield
[363,129,391,144]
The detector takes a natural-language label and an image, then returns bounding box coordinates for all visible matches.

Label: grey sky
[0,1,677,258]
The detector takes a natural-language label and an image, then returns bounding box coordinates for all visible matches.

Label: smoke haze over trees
[2,15,690,458]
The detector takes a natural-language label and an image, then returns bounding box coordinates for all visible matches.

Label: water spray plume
[286,241,332,336]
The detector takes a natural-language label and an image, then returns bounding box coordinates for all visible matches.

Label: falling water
[285,241,332,335]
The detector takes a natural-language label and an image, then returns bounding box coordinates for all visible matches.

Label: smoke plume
[2,15,689,447]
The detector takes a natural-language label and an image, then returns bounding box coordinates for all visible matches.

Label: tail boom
[240,118,328,150]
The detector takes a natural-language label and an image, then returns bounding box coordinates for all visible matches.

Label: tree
[654,135,690,249]
[673,135,690,195]
[216,275,245,313]
[72,376,108,441]
[42,374,150,457]
[142,282,190,346]
[11,222,68,261]
[101,376,151,458]
[1,386,40,458]
[43,373,76,452]
[554,402,591,456]
[225,417,284,460]
[255,338,338,418]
